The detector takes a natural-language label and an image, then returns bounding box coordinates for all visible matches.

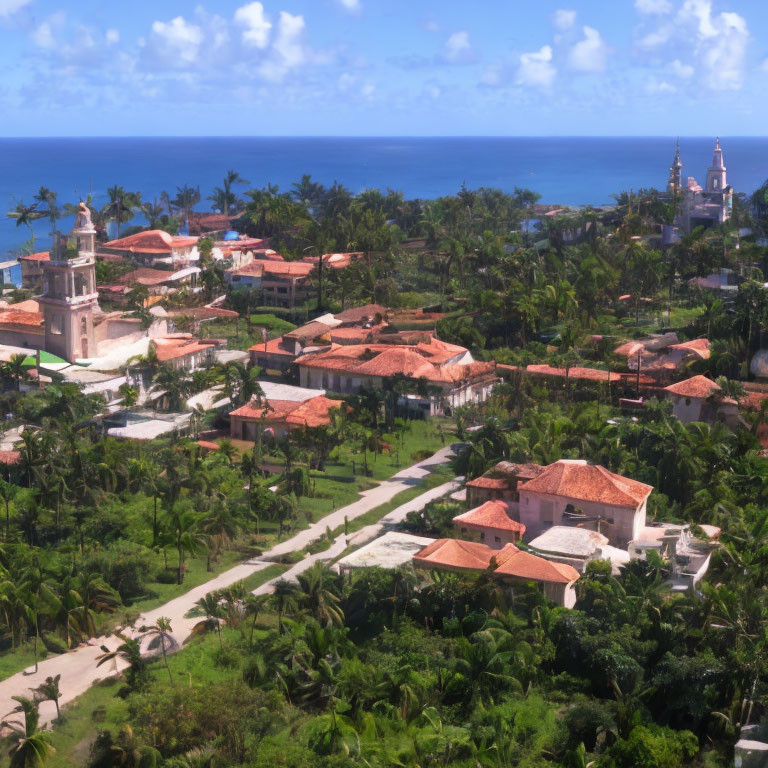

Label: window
[277,287,287,294]
[494,536,501,544]
[479,532,485,541]
[461,527,467,533]
[80,317,88,336]
[50,314,64,335]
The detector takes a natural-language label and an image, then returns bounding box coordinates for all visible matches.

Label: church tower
[667,138,682,195]
[706,138,727,193]
[38,203,98,362]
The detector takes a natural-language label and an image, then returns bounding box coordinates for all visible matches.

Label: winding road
[0,445,457,727]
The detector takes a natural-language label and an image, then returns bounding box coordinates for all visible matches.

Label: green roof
[22,352,69,367]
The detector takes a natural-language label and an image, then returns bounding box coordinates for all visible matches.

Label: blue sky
[0,0,767,136]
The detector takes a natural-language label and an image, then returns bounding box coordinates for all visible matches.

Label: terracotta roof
[101,230,198,254]
[295,340,490,385]
[413,539,517,572]
[112,268,177,287]
[0,308,43,330]
[614,341,645,357]
[10,300,40,313]
[466,477,512,490]
[196,440,220,451]
[453,501,527,534]
[494,550,579,584]
[334,304,389,323]
[229,395,344,428]
[664,375,722,398]
[519,460,653,508]
[0,450,21,465]
[152,335,215,362]
[166,306,239,321]
[668,338,710,360]
[284,321,334,342]
[526,364,621,383]
[18,251,50,262]
[248,336,296,357]
[260,260,315,278]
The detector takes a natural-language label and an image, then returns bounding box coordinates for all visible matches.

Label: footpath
[0,445,456,726]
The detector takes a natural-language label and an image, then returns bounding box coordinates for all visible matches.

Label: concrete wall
[671,394,705,423]
[230,416,288,441]
[518,491,646,548]
[453,522,520,549]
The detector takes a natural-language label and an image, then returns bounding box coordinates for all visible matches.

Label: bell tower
[38,203,98,362]
[667,138,682,195]
[706,138,727,193]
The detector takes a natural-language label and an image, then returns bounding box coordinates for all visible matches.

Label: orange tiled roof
[526,364,621,383]
[229,395,344,428]
[664,375,722,398]
[113,268,177,287]
[466,477,511,490]
[413,539,518,571]
[18,251,50,262]
[0,450,21,465]
[614,341,646,357]
[453,501,526,534]
[494,549,579,584]
[248,336,296,357]
[196,440,220,451]
[335,304,389,323]
[0,308,43,330]
[152,335,215,362]
[519,460,653,508]
[102,230,198,254]
[668,338,711,360]
[295,340,490,385]
[166,306,239,321]
[10,300,40,313]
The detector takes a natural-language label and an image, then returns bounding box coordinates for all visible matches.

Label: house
[225,260,316,309]
[98,267,199,306]
[151,334,219,370]
[452,500,526,548]
[664,375,741,426]
[518,459,653,548]
[229,393,344,440]
[614,334,710,379]
[18,251,50,292]
[0,302,44,349]
[97,230,200,270]
[299,252,363,270]
[412,538,580,608]
[295,338,495,415]
[211,237,270,269]
[465,461,546,507]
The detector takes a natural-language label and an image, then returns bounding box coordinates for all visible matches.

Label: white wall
[671,394,704,423]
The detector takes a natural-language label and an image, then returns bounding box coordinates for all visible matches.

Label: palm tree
[0,479,18,539]
[96,634,145,690]
[33,187,58,230]
[1,696,55,768]
[172,184,201,229]
[244,593,269,645]
[141,198,166,228]
[270,579,299,635]
[296,563,345,627]
[208,170,249,214]
[6,202,42,253]
[2,354,29,392]
[103,186,140,239]
[141,617,175,684]
[70,572,120,638]
[31,675,61,722]
[189,592,224,648]
[19,564,59,674]
[164,506,206,585]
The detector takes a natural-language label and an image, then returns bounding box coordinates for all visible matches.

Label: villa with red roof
[225,259,316,309]
[18,251,50,291]
[518,459,654,547]
[229,394,345,440]
[465,461,546,507]
[663,374,741,426]
[452,500,526,548]
[412,538,579,607]
[295,337,497,414]
[150,334,219,370]
[97,230,200,269]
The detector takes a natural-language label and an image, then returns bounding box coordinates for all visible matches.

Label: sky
[0,0,767,136]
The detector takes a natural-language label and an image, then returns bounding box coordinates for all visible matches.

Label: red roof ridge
[664,374,722,398]
[453,501,526,534]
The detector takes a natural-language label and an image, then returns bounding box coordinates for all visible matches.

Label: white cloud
[0,0,30,17]
[639,25,672,47]
[337,0,360,12]
[443,31,473,63]
[259,11,306,81]
[635,0,672,14]
[670,58,694,78]
[234,2,271,49]
[106,28,120,45]
[150,17,204,64]
[679,0,749,90]
[569,26,610,72]
[517,45,556,88]
[33,21,55,48]
[361,82,375,98]
[645,78,677,93]
[552,9,576,31]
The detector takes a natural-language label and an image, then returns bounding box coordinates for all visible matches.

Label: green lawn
[200,314,297,352]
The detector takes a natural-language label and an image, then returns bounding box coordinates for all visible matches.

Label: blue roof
[223,231,240,241]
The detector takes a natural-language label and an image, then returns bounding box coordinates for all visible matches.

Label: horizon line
[0,134,765,140]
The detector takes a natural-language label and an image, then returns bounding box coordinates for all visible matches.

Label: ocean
[1,136,767,272]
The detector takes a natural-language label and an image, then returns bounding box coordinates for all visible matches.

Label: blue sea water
[1,136,767,269]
